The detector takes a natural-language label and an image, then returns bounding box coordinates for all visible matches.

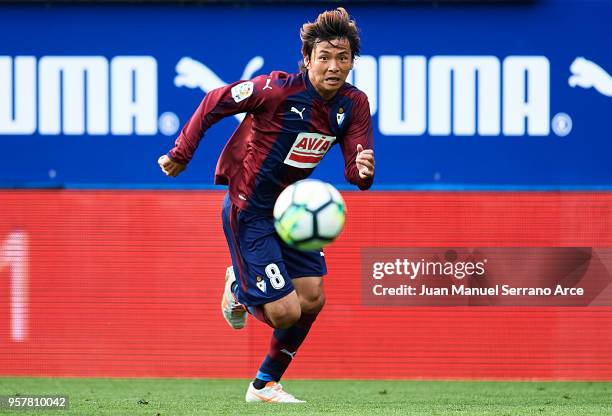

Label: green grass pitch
[1,377,611,415]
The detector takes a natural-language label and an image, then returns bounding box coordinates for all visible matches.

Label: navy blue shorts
[222,193,327,307]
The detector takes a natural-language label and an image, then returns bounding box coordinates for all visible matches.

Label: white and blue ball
[273,179,346,251]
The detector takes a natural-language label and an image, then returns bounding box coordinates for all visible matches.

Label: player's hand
[356,144,374,180]
[158,155,186,177]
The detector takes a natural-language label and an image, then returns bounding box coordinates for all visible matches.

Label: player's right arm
[158,75,274,177]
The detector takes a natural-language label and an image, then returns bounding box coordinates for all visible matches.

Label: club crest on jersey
[231,81,254,103]
[284,132,336,169]
[256,276,267,293]
[336,107,345,126]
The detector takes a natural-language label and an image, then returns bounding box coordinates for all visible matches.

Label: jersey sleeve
[168,75,273,164]
[339,92,374,190]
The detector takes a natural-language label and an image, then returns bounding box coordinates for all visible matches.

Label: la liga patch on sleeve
[231,81,254,103]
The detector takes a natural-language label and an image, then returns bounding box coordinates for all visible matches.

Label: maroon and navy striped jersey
[169,70,374,213]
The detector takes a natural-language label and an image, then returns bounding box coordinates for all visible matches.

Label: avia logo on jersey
[284,133,336,169]
[0,56,162,136]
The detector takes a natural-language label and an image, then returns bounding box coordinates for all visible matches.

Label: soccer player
[158,7,375,403]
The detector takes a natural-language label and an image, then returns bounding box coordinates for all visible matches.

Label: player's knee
[269,305,301,329]
[300,290,326,315]
[293,277,326,315]
[264,296,301,329]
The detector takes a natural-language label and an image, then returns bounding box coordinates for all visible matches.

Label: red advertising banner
[1,191,611,380]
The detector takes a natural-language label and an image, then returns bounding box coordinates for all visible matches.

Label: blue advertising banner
[0,1,610,189]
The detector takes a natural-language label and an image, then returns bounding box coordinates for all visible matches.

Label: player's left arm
[340,93,375,190]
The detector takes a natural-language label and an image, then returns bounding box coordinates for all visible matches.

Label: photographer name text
[372,284,584,297]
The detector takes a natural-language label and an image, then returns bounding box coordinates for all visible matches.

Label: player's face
[305,38,353,100]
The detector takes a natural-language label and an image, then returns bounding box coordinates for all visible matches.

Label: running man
[158,7,375,403]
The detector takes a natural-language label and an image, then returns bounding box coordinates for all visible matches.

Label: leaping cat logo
[569,57,612,97]
[174,56,265,121]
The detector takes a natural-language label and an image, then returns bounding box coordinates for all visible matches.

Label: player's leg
[259,291,301,329]
[245,288,307,403]
[251,276,324,387]
[257,276,326,376]
[248,247,327,403]
[221,196,322,402]
[220,194,248,329]
[221,193,302,329]
[293,276,326,315]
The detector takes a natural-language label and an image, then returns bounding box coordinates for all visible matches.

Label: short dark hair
[299,7,361,72]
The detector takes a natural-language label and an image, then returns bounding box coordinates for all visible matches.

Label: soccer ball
[273,179,346,251]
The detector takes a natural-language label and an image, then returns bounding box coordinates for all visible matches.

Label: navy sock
[252,378,268,389]
[256,312,318,382]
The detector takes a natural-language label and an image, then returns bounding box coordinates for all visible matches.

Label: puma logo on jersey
[263,78,273,90]
[569,57,612,97]
[290,106,306,119]
[284,132,336,169]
